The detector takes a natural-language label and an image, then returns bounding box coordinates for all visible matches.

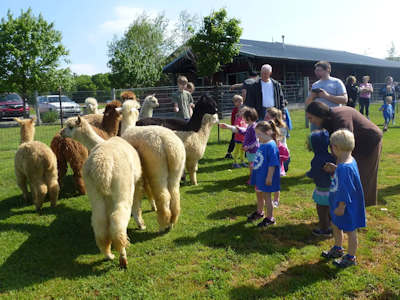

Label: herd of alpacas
[13,91,218,268]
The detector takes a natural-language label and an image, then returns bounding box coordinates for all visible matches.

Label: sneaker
[321,246,344,259]
[224,153,233,159]
[257,217,276,227]
[273,200,279,208]
[247,211,264,223]
[241,162,248,168]
[333,254,356,268]
[232,163,241,169]
[383,126,388,132]
[312,228,333,237]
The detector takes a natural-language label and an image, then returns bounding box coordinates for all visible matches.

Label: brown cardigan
[323,106,383,157]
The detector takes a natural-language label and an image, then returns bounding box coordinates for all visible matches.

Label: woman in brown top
[306,101,383,206]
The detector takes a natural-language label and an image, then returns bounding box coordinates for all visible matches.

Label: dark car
[0,93,30,120]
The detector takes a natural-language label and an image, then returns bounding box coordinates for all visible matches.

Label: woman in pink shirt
[358,76,373,118]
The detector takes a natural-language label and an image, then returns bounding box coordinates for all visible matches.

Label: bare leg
[256,191,265,214]
[346,230,358,256]
[265,192,273,219]
[274,191,280,203]
[316,204,331,231]
[332,223,343,248]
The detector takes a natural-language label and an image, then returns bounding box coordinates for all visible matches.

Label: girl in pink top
[359,75,373,118]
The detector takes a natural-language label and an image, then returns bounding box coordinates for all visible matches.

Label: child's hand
[174,106,179,113]
[219,123,228,129]
[323,163,337,174]
[334,206,345,216]
[243,145,249,151]
[265,178,272,186]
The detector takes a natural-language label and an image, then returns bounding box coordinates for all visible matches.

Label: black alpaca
[136,94,218,132]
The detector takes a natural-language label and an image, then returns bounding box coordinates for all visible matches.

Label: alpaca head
[193,94,218,116]
[201,113,219,127]
[14,117,36,143]
[119,100,140,124]
[84,97,98,114]
[143,94,159,108]
[120,91,136,102]
[61,115,89,141]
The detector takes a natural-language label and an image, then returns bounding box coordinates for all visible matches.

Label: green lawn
[0,105,399,299]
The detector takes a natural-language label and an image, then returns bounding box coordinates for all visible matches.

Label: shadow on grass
[174,221,320,256]
[0,204,108,293]
[185,175,251,194]
[229,260,340,299]
[378,184,400,205]
[59,175,84,199]
[207,204,255,220]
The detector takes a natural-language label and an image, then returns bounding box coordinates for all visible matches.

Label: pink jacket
[233,115,247,143]
[278,141,289,176]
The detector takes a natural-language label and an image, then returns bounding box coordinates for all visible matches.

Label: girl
[265,107,289,207]
[223,95,243,161]
[247,120,281,227]
[220,107,259,182]
[379,96,394,132]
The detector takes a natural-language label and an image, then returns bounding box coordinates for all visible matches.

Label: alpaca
[84,97,100,114]
[61,116,143,268]
[118,100,141,135]
[50,101,122,195]
[122,125,186,231]
[14,117,59,212]
[136,94,217,132]
[82,100,122,134]
[175,113,219,185]
[139,94,159,119]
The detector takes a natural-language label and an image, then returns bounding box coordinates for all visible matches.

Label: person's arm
[305,92,318,105]
[219,123,238,133]
[334,201,346,216]
[277,82,285,110]
[241,89,247,102]
[229,83,243,91]
[265,166,275,186]
[318,89,348,105]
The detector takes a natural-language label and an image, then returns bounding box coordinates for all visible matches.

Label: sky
[1,0,400,75]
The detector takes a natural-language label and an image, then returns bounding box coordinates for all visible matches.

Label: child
[247,120,281,227]
[306,130,336,237]
[379,96,393,132]
[265,107,289,207]
[185,82,195,117]
[322,129,366,268]
[172,76,194,121]
[223,95,243,159]
[220,107,259,179]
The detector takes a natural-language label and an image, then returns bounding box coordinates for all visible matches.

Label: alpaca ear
[115,107,122,112]
[14,118,22,124]
[31,116,36,123]
[76,115,82,126]
[130,107,138,113]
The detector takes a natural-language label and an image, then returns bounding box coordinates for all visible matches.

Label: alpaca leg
[16,171,29,202]
[169,181,181,226]
[57,158,67,187]
[48,180,60,208]
[31,181,47,212]
[144,180,157,211]
[154,188,172,232]
[132,183,146,230]
[187,161,198,185]
[110,204,131,269]
[72,166,86,195]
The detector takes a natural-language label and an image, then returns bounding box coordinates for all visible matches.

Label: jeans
[359,97,370,117]
[227,133,235,154]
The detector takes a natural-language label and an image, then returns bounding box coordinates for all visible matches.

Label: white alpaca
[84,97,101,114]
[122,125,186,231]
[117,100,141,134]
[14,117,59,212]
[175,114,219,185]
[139,94,159,119]
[61,116,144,268]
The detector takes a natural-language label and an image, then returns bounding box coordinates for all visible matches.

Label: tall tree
[174,10,200,47]
[107,13,173,88]
[74,75,96,91]
[0,9,69,104]
[91,73,111,91]
[188,9,242,82]
[386,41,400,61]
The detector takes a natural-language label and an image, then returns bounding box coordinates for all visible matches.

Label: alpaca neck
[140,105,153,119]
[101,117,120,137]
[20,127,35,144]
[121,114,138,135]
[197,121,213,142]
[77,124,105,150]
[185,110,203,132]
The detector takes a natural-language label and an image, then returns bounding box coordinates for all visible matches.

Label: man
[305,61,348,107]
[244,64,285,120]
[229,71,258,102]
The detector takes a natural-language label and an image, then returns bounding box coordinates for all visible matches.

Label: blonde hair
[266,107,286,128]
[386,96,393,103]
[362,75,370,81]
[232,94,243,104]
[255,120,281,143]
[177,75,188,85]
[187,82,195,92]
[345,76,356,85]
[330,129,355,152]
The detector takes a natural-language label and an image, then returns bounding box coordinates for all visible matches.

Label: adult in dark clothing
[306,101,383,207]
[345,76,359,108]
[244,64,285,119]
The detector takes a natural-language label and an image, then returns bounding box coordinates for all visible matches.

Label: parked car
[38,95,81,118]
[0,93,30,120]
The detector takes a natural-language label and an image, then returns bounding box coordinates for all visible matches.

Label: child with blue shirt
[379,96,393,132]
[247,120,281,227]
[322,129,366,268]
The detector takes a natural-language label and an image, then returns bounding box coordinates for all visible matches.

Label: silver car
[38,95,81,117]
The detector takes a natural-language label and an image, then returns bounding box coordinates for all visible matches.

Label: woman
[345,76,359,108]
[358,75,373,118]
[306,101,383,207]
[380,76,396,123]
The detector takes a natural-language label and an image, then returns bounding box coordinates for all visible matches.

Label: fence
[0,82,392,151]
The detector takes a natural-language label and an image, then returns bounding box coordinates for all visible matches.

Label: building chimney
[282,35,285,48]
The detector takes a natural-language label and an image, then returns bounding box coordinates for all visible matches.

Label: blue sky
[1,0,399,75]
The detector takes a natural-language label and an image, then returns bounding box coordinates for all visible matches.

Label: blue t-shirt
[312,76,346,107]
[250,141,280,192]
[329,159,366,231]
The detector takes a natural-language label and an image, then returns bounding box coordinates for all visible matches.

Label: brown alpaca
[14,117,59,212]
[50,101,122,195]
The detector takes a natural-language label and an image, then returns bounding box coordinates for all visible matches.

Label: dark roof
[163,50,196,73]
[239,39,400,68]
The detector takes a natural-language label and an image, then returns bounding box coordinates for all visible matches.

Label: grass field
[0,105,399,299]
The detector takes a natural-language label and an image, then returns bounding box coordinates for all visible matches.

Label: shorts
[312,187,330,206]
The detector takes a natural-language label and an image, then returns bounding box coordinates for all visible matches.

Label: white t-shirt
[261,80,274,108]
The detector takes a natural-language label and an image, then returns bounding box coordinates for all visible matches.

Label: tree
[173,10,200,47]
[91,73,111,91]
[74,75,96,91]
[46,68,75,93]
[107,13,173,88]
[0,9,69,104]
[188,9,242,82]
[386,42,400,62]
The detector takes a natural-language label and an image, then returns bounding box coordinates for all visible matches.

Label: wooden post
[304,77,310,128]
[111,88,116,100]
[34,91,41,126]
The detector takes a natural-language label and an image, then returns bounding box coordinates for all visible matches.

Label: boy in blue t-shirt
[379,96,393,132]
[322,129,366,268]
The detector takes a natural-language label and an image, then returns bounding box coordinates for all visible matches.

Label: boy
[322,129,366,268]
[172,76,194,120]
[379,96,393,132]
